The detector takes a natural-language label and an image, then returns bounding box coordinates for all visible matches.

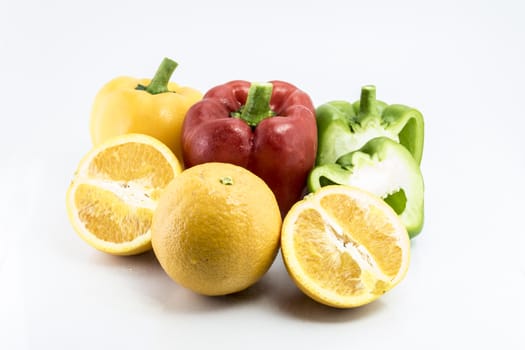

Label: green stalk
[236,82,274,127]
[136,57,178,94]
[358,85,380,123]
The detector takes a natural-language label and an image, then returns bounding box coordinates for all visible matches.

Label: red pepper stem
[359,85,380,121]
[239,82,274,127]
[143,57,178,95]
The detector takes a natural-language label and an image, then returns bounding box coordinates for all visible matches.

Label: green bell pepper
[315,85,424,166]
[308,137,424,238]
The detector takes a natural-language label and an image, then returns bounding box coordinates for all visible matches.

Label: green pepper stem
[359,85,380,121]
[238,82,274,127]
[141,57,178,94]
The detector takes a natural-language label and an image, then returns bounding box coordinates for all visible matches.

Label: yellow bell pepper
[89,57,202,162]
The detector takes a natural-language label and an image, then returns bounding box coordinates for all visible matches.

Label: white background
[1,0,524,348]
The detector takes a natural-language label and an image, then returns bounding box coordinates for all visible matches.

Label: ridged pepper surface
[182,80,317,215]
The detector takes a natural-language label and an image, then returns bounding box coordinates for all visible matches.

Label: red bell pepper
[181,80,317,215]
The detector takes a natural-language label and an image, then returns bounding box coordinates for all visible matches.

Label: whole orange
[151,162,282,296]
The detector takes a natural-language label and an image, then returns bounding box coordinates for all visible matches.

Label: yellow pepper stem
[137,57,178,94]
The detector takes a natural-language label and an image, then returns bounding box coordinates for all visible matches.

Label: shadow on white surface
[85,250,269,312]
[265,256,387,323]
[83,248,386,322]
[273,284,386,323]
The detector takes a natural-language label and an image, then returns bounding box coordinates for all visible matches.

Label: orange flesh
[320,194,402,277]
[75,184,153,243]
[88,143,175,188]
[291,194,404,297]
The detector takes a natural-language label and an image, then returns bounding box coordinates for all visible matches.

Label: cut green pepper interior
[308,137,424,238]
[384,189,407,215]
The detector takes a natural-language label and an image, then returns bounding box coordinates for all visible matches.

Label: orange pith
[281,185,410,308]
[66,134,181,255]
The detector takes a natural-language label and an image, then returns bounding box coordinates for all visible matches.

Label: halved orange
[281,185,410,308]
[66,134,182,255]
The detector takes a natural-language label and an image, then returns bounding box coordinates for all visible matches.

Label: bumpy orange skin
[151,162,282,296]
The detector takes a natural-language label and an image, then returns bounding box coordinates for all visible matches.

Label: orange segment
[66,133,182,255]
[319,194,403,277]
[74,184,153,243]
[292,208,363,295]
[281,185,410,308]
[88,142,175,188]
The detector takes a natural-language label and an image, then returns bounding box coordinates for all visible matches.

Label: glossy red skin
[182,80,317,215]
